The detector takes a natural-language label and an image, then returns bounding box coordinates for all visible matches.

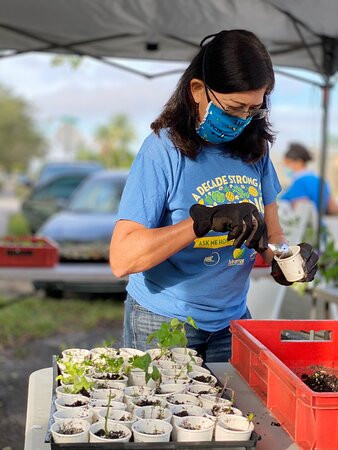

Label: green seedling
[129,353,161,384]
[56,360,94,395]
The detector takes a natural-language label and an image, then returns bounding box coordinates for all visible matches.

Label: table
[24,363,299,450]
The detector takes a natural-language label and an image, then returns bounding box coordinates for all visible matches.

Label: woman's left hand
[271,242,319,286]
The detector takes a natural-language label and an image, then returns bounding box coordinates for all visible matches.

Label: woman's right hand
[189,203,268,252]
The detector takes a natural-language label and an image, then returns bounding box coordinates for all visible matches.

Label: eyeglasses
[206,87,269,120]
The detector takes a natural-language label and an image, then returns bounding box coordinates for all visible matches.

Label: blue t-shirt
[117,130,281,331]
[280,171,330,213]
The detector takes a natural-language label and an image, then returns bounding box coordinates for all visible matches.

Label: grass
[0,296,124,350]
[6,212,31,236]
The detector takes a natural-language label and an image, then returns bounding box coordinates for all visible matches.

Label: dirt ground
[0,308,123,450]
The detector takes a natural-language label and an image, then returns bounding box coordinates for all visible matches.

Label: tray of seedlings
[45,316,260,449]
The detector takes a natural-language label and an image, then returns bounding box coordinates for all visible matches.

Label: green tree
[0,85,45,173]
[95,114,136,168]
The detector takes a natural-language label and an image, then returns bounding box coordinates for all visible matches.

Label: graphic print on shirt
[191,174,263,266]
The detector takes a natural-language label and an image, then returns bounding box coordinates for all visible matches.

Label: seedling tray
[231,320,338,450]
[0,236,59,267]
[46,356,260,449]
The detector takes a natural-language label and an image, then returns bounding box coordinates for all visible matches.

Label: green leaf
[170,318,180,327]
[151,365,161,382]
[186,316,198,330]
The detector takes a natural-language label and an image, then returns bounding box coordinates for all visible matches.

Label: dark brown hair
[151,30,275,162]
[285,142,312,163]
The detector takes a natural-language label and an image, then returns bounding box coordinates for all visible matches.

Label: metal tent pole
[316,79,331,250]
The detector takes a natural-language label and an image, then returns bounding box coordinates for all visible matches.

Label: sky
[0,52,337,161]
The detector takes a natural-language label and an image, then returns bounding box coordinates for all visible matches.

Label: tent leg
[316,80,331,250]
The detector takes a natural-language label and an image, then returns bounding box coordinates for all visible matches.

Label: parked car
[35,161,103,187]
[22,172,95,233]
[34,170,128,296]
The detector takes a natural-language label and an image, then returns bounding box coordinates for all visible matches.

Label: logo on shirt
[227,248,245,266]
[203,251,220,266]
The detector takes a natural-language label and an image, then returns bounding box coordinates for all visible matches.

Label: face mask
[196,101,252,144]
[284,167,295,179]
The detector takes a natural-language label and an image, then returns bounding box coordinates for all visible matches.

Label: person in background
[281,142,338,215]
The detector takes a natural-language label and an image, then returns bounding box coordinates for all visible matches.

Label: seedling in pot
[95,355,125,379]
[56,421,84,435]
[56,361,94,397]
[128,353,161,385]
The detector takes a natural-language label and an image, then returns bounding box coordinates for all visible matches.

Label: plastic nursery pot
[91,373,128,386]
[55,385,81,400]
[129,395,168,413]
[123,386,154,407]
[89,421,131,443]
[161,369,190,384]
[189,364,211,375]
[274,245,305,282]
[51,418,90,444]
[91,387,124,401]
[61,348,91,363]
[53,408,93,425]
[199,394,233,410]
[166,393,201,409]
[205,405,243,422]
[55,395,89,412]
[146,348,172,361]
[134,406,173,423]
[89,347,117,363]
[152,360,182,371]
[171,347,198,356]
[188,371,217,386]
[118,347,146,358]
[93,380,126,390]
[128,368,156,388]
[153,383,186,397]
[215,415,254,441]
[170,404,206,425]
[89,399,127,422]
[186,384,219,397]
[132,418,173,443]
[97,409,137,429]
[173,416,214,442]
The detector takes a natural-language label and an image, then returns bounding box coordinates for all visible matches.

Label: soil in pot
[174,411,190,417]
[94,429,127,439]
[301,370,338,392]
[135,399,162,407]
[192,375,212,383]
[57,423,84,435]
[64,400,88,407]
[179,420,201,430]
[94,373,124,380]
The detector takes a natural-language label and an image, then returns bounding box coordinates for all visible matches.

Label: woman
[110,30,318,362]
[281,142,338,215]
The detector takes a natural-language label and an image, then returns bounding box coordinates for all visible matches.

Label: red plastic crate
[0,236,59,267]
[230,320,338,450]
[253,253,270,268]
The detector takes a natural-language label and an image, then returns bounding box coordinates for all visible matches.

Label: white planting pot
[97,409,137,429]
[166,393,201,409]
[134,406,172,423]
[199,394,233,410]
[91,387,124,401]
[128,368,156,388]
[55,395,89,412]
[61,348,90,363]
[205,406,243,421]
[146,348,171,361]
[153,383,186,397]
[215,415,254,441]
[170,404,206,425]
[173,416,214,442]
[89,421,131,442]
[189,364,211,375]
[188,371,217,386]
[89,399,126,422]
[132,419,172,442]
[152,360,182,371]
[129,395,167,413]
[91,374,128,387]
[171,347,198,357]
[93,380,126,390]
[55,385,81,400]
[51,418,90,443]
[119,348,145,358]
[123,386,154,407]
[53,408,93,424]
[186,384,218,397]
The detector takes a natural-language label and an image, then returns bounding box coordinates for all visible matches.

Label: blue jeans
[123,294,251,363]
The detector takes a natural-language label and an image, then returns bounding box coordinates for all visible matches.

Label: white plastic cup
[274,245,305,282]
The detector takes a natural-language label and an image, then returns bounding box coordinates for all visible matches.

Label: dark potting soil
[301,370,338,392]
[64,400,88,407]
[58,426,84,435]
[95,429,126,439]
[193,375,211,383]
[78,387,90,397]
[135,399,161,407]
[174,411,189,417]
[95,373,123,380]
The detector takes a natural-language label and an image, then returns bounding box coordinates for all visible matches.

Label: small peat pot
[91,387,124,401]
[124,386,154,407]
[89,399,127,422]
[89,421,131,443]
[205,405,243,421]
[129,395,167,413]
[53,408,93,425]
[186,384,219,397]
[132,418,172,443]
[134,406,173,423]
[199,394,233,410]
[171,404,206,425]
[61,348,90,363]
[173,416,214,442]
[55,395,89,412]
[215,415,254,441]
[97,409,137,429]
[188,371,217,386]
[51,418,90,444]
[153,383,186,397]
[166,393,201,408]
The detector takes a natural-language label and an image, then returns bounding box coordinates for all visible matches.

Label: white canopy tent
[1,0,337,246]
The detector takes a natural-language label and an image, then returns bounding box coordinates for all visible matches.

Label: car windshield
[38,163,101,185]
[68,177,125,213]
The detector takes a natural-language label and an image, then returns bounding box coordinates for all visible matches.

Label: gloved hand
[271,242,319,286]
[189,203,268,252]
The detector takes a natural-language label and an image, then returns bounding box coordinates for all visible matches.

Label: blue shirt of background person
[280,143,338,214]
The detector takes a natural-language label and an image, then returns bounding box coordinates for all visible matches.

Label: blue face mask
[196,101,252,144]
[284,167,295,179]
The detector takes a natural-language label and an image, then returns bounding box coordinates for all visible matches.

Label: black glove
[189,203,268,252]
[271,242,319,286]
